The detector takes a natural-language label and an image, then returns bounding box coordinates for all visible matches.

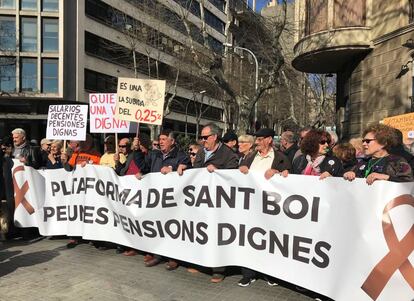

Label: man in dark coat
[192,123,239,283]
[142,129,191,269]
[280,130,299,164]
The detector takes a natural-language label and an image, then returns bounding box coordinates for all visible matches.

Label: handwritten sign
[382,112,414,144]
[46,105,88,141]
[115,77,166,125]
[89,93,130,133]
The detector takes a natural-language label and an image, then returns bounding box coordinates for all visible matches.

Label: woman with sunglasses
[187,143,200,166]
[343,124,413,184]
[292,129,344,179]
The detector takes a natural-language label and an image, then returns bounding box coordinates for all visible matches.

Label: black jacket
[13,144,41,169]
[240,147,291,172]
[144,147,191,173]
[292,154,344,177]
[193,143,239,169]
[283,144,299,164]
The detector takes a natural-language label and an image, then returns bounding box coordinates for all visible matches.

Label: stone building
[292,0,414,139]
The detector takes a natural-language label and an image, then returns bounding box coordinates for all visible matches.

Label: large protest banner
[46,105,88,141]
[89,93,130,133]
[12,162,414,301]
[115,77,166,125]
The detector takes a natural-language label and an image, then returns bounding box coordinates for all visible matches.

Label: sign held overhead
[115,77,166,125]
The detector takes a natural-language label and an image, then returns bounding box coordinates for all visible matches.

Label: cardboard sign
[46,105,88,141]
[89,93,130,133]
[115,77,166,125]
[382,112,414,143]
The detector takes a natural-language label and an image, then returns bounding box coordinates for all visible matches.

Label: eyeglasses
[189,152,197,156]
[200,134,213,141]
[118,145,127,148]
[152,143,159,147]
[319,140,329,145]
[362,138,376,144]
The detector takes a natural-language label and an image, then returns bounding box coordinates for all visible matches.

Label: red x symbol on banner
[12,165,35,215]
[361,194,414,300]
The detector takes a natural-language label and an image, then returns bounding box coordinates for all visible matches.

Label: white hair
[12,128,26,137]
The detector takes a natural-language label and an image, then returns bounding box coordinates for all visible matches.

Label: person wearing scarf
[292,129,344,179]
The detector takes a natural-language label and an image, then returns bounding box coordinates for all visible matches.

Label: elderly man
[280,130,298,164]
[11,128,41,168]
[193,123,239,171]
[192,123,239,283]
[238,128,291,287]
[141,129,191,269]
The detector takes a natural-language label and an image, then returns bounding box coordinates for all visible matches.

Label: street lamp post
[223,43,259,126]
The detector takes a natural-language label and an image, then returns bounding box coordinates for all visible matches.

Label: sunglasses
[200,134,213,141]
[118,145,127,148]
[362,138,376,144]
[152,143,159,147]
[319,140,329,145]
[189,152,197,156]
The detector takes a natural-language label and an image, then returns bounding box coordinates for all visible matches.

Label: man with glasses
[192,123,239,283]
[193,123,239,172]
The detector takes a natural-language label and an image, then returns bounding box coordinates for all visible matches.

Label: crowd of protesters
[0,122,413,289]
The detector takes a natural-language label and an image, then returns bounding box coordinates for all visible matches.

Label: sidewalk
[0,238,319,301]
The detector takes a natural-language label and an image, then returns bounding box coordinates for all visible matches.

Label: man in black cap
[222,131,239,154]
[238,128,291,287]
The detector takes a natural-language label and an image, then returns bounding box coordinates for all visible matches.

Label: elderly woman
[237,134,254,163]
[292,129,344,179]
[188,142,201,166]
[46,140,63,169]
[344,124,413,184]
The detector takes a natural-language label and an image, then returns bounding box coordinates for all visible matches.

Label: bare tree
[306,74,336,128]
[172,0,289,134]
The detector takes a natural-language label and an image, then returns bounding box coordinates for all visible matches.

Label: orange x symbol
[12,165,35,215]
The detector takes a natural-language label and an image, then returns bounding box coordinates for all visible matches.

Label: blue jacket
[144,147,191,173]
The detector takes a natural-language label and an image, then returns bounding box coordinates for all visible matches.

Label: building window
[42,18,58,52]
[0,57,16,92]
[0,16,16,51]
[21,58,37,92]
[21,0,37,10]
[42,59,58,93]
[0,0,15,9]
[208,0,225,13]
[42,0,58,11]
[305,0,328,35]
[21,17,37,52]
[334,0,366,28]
[84,69,117,93]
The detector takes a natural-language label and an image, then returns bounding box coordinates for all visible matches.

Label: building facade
[0,0,229,139]
[292,0,414,139]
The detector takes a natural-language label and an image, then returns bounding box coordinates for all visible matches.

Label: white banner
[12,162,414,301]
[115,77,165,125]
[89,93,130,133]
[46,105,88,141]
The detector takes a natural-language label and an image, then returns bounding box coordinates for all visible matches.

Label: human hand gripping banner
[12,162,414,301]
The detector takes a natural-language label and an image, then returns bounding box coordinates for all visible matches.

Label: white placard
[115,77,166,125]
[46,105,88,141]
[89,93,130,133]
